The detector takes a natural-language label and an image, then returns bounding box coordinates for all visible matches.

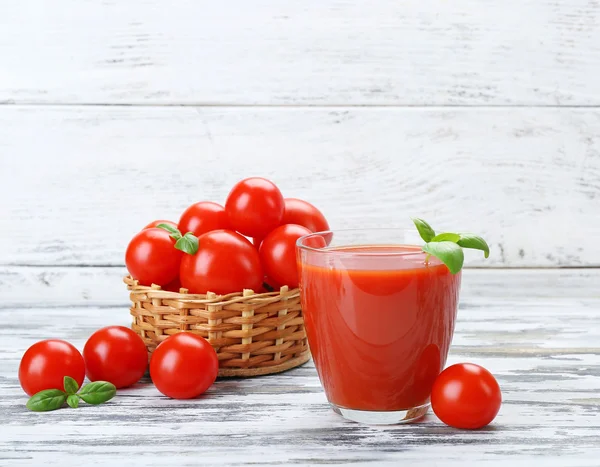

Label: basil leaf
[174,232,199,255]
[66,394,80,409]
[423,241,464,274]
[26,389,67,412]
[431,232,461,243]
[457,234,490,258]
[79,381,117,405]
[63,376,79,395]
[157,223,182,240]
[411,218,436,243]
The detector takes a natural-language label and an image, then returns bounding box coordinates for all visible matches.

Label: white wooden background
[1,1,599,465]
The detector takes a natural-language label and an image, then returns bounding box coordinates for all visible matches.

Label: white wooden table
[1,0,599,465]
[1,270,599,466]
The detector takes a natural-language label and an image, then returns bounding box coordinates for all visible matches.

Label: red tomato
[178,201,231,237]
[282,198,330,233]
[252,236,264,250]
[83,326,148,389]
[143,220,177,230]
[19,340,85,396]
[259,224,312,289]
[125,228,182,286]
[225,177,284,238]
[163,277,182,292]
[180,229,263,295]
[150,332,218,399]
[431,363,502,429]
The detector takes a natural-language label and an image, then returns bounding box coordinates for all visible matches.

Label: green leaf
[66,394,80,408]
[79,381,117,405]
[411,218,436,243]
[457,234,490,258]
[422,241,465,274]
[157,223,182,241]
[26,389,67,412]
[174,232,199,255]
[63,376,79,395]
[431,232,461,243]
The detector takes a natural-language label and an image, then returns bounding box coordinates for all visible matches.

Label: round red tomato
[259,224,312,289]
[180,229,263,294]
[282,198,329,233]
[431,363,502,429]
[19,340,85,396]
[178,201,231,237]
[143,220,177,230]
[150,332,218,399]
[83,326,148,389]
[125,227,182,286]
[225,177,284,238]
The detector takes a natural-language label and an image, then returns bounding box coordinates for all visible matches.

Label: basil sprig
[411,218,490,274]
[157,223,199,255]
[26,376,116,412]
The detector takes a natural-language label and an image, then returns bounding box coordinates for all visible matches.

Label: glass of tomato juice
[296,229,461,425]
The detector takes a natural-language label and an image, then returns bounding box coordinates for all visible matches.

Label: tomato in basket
[180,229,263,295]
[225,177,284,238]
[126,227,182,286]
[282,198,330,233]
[259,224,312,289]
[178,201,231,237]
[143,219,177,231]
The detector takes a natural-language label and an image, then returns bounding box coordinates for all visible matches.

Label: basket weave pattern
[125,276,310,377]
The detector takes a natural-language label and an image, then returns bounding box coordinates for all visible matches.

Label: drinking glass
[296,229,461,425]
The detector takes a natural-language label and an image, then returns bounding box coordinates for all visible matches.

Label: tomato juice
[297,241,461,418]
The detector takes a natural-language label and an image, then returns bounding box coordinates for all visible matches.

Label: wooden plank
[1,267,598,307]
[1,293,599,465]
[1,0,599,105]
[1,106,599,267]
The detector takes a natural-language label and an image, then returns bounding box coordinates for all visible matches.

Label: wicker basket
[124,276,310,377]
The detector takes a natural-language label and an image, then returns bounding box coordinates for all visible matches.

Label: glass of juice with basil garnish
[296,218,489,425]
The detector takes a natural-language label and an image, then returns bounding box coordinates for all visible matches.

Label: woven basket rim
[124,275,300,304]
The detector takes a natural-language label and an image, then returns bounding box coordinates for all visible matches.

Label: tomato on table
[143,220,177,230]
[83,326,148,389]
[125,227,182,286]
[225,177,284,238]
[180,229,263,295]
[178,201,231,237]
[259,224,312,289]
[282,198,329,233]
[431,363,502,429]
[150,332,219,399]
[19,340,86,396]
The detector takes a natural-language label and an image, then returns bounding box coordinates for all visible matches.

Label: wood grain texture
[1,106,599,268]
[1,267,598,308]
[1,271,599,466]
[1,0,599,106]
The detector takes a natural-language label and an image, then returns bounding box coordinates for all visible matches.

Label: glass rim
[296,228,425,257]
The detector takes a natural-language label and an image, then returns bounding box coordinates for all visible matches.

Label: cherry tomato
[431,363,502,429]
[282,198,329,233]
[178,201,231,237]
[259,224,312,289]
[150,332,218,399]
[163,277,182,293]
[19,340,85,396]
[143,220,177,230]
[225,177,284,238]
[83,326,148,389]
[125,227,182,286]
[180,229,263,294]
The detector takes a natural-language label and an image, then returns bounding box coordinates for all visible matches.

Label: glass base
[331,402,429,425]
